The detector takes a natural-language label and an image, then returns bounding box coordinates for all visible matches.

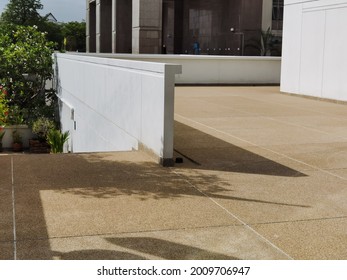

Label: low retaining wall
[54,53,181,165]
[76,53,281,85]
[1,125,34,149]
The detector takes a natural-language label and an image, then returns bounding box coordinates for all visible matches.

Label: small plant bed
[29,117,55,153]
[29,139,51,153]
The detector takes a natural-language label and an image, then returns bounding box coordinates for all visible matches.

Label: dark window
[272,0,283,30]
[272,0,284,21]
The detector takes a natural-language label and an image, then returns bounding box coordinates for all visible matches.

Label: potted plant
[12,130,23,152]
[30,117,55,153]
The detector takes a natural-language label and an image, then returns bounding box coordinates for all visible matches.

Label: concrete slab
[0,242,14,260]
[21,226,290,260]
[0,156,11,186]
[0,157,13,243]
[253,218,347,260]
[261,142,347,171]
[0,188,13,242]
[175,169,347,224]
[1,86,347,260]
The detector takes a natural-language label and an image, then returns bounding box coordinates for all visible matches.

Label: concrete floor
[1,86,347,260]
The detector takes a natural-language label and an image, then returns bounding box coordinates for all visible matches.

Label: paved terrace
[1,86,346,260]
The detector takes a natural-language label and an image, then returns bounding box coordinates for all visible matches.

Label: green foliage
[12,129,22,144]
[0,25,56,123]
[0,86,10,126]
[61,21,86,52]
[32,117,56,141]
[0,0,43,26]
[47,129,69,153]
[38,20,64,50]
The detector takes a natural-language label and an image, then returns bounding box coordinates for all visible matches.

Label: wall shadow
[106,237,238,260]
[53,249,146,260]
[174,121,307,177]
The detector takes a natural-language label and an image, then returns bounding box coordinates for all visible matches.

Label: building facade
[86,0,282,55]
[281,0,347,102]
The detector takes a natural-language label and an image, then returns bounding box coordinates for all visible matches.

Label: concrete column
[112,0,117,53]
[112,0,132,53]
[96,0,112,53]
[132,0,162,54]
[86,0,96,52]
[96,0,101,52]
[262,0,273,31]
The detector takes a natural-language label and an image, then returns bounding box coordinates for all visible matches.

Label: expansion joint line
[171,169,294,260]
[11,157,17,260]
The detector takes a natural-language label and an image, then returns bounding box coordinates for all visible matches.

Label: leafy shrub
[47,129,69,153]
[32,117,56,142]
[0,25,56,123]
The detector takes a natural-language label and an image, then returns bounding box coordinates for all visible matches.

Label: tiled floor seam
[248,216,347,226]
[175,114,347,182]
[170,169,294,260]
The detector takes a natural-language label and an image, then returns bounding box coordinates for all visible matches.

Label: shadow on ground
[3,119,311,260]
[174,121,307,177]
[40,154,309,208]
[51,237,238,260]
[106,237,239,260]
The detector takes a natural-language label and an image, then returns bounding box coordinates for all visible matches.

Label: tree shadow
[106,237,239,260]
[47,154,309,208]
[174,121,307,177]
[4,150,311,260]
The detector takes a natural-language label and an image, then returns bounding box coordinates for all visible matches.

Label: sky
[0,0,86,23]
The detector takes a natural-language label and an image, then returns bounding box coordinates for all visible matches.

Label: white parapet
[54,53,181,166]
[74,53,281,85]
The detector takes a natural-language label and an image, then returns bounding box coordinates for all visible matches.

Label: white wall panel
[322,7,347,100]
[280,3,303,93]
[54,53,181,164]
[299,10,325,97]
[281,0,347,102]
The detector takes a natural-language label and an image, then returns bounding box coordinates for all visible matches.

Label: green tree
[0,0,43,26]
[38,20,64,50]
[0,25,56,123]
[61,21,86,52]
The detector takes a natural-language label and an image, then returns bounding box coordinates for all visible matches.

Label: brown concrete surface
[1,86,347,260]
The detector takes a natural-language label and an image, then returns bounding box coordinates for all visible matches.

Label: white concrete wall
[2,125,34,149]
[74,53,281,85]
[54,53,181,164]
[281,0,347,102]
